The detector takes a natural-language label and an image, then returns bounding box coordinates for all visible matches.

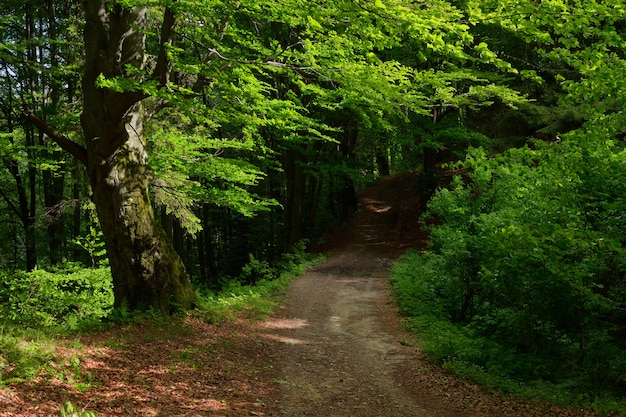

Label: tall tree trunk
[337,123,359,221]
[80,1,195,313]
[72,161,83,260]
[375,148,390,176]
[420,107,443,202]
[6,147,37,271]
[199,203,219,284]
[23,3,39,271]
[42,166,65,265]
[42,0,67,265]
[282,147,305,249]
[420,145,438,202]
[303,174,320,238]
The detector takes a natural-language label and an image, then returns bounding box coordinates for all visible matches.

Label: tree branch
[22,106,88,166]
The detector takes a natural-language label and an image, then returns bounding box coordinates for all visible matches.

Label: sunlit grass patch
[194,249,324,324]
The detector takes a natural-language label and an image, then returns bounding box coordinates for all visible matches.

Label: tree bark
[375,148,390,176]
[282,148,306,249]
[2,112,37,271]
[337,123,359,221]
[79,1,195,313]
[42,160,65,265]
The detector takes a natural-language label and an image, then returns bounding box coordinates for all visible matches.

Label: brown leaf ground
[0,173,601,416]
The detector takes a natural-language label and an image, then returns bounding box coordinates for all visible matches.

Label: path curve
[259,173,436,416]
[255,173,595,417]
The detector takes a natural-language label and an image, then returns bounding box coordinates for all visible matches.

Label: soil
[0,173,599,416]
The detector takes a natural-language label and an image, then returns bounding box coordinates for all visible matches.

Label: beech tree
[24,2,196,313]
[0,0,83,270]
[391,0,626,398]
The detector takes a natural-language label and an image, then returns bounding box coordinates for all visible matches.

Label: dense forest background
[0,0,532,282]
[0,0,625,412]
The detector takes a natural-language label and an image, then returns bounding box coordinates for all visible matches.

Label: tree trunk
[87,130,194,313]
[80,1,195,313]
[375,148,390,176]
[198,203,219,284]
[420,145,438,202]
[40,121,66,265]
[43,169,65,265]
[420,107,443,203]
[337,123,359,221]
[282,148,306,249]
[2,118,37,271]
[42,0,67,266]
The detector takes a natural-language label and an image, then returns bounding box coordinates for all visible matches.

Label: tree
[0,0,83,270]
[24,2,196,313]
[391,0,626,398]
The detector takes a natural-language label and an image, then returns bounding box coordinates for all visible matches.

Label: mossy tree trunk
[81,1,195,313]
[23,1,196,313]
[84,100,195,313]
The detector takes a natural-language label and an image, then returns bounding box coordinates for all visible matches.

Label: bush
[0,266,113,330]
[391,136,626,407]
[196,242,323,323]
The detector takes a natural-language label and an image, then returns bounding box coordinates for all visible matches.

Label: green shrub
[391,136,626,408]
[0,266,113,330]
[196,244,323,323]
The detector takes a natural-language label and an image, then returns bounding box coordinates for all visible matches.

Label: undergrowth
[0,242,321,413]
[58,401,98,417]
[389,141,626,416]
[194,242,324,323]
[391,249,626,416]
[0,264,113,331]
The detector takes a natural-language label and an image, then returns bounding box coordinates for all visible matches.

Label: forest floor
[1,173,599,416]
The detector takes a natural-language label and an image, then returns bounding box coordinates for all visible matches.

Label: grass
[193,253,323,324]
[0,326,56,387]
[0,247,322,384]
[0,325,101,396]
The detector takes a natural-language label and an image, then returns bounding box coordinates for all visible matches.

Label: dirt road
[258,173,432,416]
[257,173,594,417]
[256,173,454,417]
[261,253,432,416]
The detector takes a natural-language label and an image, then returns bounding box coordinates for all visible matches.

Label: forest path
[258,173,433,417]
[256,173,592,417]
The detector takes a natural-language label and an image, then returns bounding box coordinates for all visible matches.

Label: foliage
[391,135,626,407]
[58,402,98,417]
[0,330,55,386]
[0,266,113,331]
[389,0,626,411]
[0,0,531,299]
[0,241,319,401]
[0,329,97,400]
[70,202,108,267]
[0,3,623,410]
[195,241,323,323]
